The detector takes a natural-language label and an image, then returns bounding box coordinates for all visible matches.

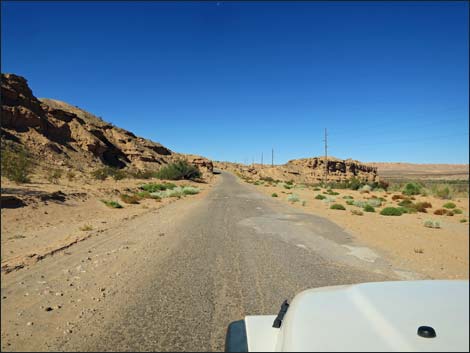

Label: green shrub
[120,194,140,204]
[285,180,294,186]
[351,209,363,216]
[315,194,326,200]
[435,186,451,199]
[92,166,126,180]
[284,184,293,190]
[348,177,363,190]
[366,198,382,207]
[360,185,372,193]
[1,144,33,183]
[129,169,155,179]
[353,200,366,208]
[424,220,441,229]
[287,194,300,203]
[330,203,346,210]
[47,169,62,184]
[346,200,354,205]
[313,187,321,191]
[460,219,467,223]
[398,206,417,214]
[140,182,176,192]
[442,202,456,209]
[260,176,274,182]
[342,195,354,200]
[402,182,422,196]
[101,200,123,208]
[182,186,200,195]
[380,207,403,216]
[398,199,413,207]
[301,201,306,206]
[154,160,201,180]
[363,204,375,212]
[327,191,340,196]
[453,209,463,214]
[271,193,278,197]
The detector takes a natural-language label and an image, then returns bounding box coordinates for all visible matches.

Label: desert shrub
[322,196,336,203]
[402,182,422,196]
[182,186,200,195]
[140,182,176,192]
[342,195,354,200]
[435,186,451,199]
[327,190,340,196]
[47,169,62,184]
[79,224,93,231]
[446,211,454,216]
[101,200,123,208]
[360,185,372,193]
[285,180,294,185]
[284,184,293,190]
[313,187,321,191]
[460,219,467,223]
[366,198,382,207]
[348,177,363,190]
[315,194,326,200]
[1,144,33,183]
[129,169,155,179]
[353,200,366,208]
[346,200,354,205]
[287,194,300,203]
[398,199,413,207]
[260,176,274,182]
[363,204,375,212]
[330,203,346,210]
[380,207,403,216]
[433,209,447,215]
[66,171,75,181]
[120,194,140,204]
[92,166,126,180]
[167,188,184,198]
[271,193,278,197]
[453,209,463,214]
[301,201,306,206]
[424,220,441,229]
[155,160,201,180]
[392,194,405,201]
[442,202,456,209]
[398,206,417,214]
[254,181,263,185]
[351,209,363,216]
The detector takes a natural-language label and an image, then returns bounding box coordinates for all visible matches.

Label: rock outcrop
[1,73,213,175]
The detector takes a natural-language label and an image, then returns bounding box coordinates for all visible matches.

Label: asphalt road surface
[76,172,397,351]
[3,172,403,352]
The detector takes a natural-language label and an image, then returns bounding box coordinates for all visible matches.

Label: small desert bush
[120,194,140,204]
[327,190,340,196]
[260,176,274,182]
[402,182,422,196]
[435,186,451,199]
[446,211,454,216]
[346,200,354,205]
[47,169,62,184]
[285,180,294,185]
[351,209,363,216]
[398,199,413,207]
[101,200,123,208]
[92,166,126,181]
[360,185,372,193]
[424,220,441,229]
[453,209,463,214]
[412,202,432,213]
[79,224,93,231]
[460,219,467,223]
[301,201,307,206]
[66,171,75,181]
[352,200,366,208]
[442,202,456,209]
[271,193,278,197]
[366,198,382,207]
[155,160,201,180]
[129,169,155,179]
[140,182,176,192]
[287,194,300,203]
[330,203,346,210]
[363,204,375,212]
[380,207,403,216]
[313,187,321,191]
[414,248,424,254]
[433,209,447,215]
[284,184,293,190]
[392,194,405,201]
[342,195,354,200]
[398,206,417,214]
[315,194,326,200]
[182,186,200,195]
[1,143,33,183]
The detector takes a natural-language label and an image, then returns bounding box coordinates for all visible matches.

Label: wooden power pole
[271,148,274,167]
[324,128,328,185]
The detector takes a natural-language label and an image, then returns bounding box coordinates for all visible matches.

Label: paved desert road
[2,172,406,352]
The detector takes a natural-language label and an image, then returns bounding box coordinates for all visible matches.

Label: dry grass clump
[120,194,140,204]
[79,224,93,231]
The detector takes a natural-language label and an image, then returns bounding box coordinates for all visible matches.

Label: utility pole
[324,128,328,185]
[271,148,274,167]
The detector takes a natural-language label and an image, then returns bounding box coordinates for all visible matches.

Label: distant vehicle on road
[225,280,469,352]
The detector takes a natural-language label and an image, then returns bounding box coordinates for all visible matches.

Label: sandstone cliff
[1,73,213,175]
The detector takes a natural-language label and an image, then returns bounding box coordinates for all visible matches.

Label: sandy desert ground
[244,179,469,280]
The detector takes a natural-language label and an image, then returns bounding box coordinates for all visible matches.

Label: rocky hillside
[215,156,378,184]
[1,73,212,175]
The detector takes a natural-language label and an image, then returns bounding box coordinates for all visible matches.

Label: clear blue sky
[2,1,469,164]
